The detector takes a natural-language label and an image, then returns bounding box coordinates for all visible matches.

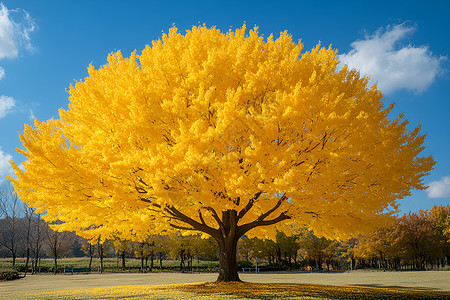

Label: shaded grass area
[175,282,450,300]
[15,282,450,300]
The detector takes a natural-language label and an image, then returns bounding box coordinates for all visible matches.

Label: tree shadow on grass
[172,282,450,300]
[351,283,440,291]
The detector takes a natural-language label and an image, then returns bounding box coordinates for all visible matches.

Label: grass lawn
[1,271,449,299]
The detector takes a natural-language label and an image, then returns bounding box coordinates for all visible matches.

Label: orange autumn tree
[8,25,434,281]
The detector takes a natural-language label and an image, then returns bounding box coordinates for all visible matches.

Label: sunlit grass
[23,284,249,300]
[17,282,450,300]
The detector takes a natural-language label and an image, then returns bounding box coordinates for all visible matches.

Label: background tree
[238,237,277,265]
[336,238,358,270]
[134,237,157,272]
[113,237,131,271]
[153,235,169,270]
[30,211,45,274]
[44,224,75,274]
[167,233,197,272]
[300,232,336,271]
[193,237,219,262]
[97,239,105,273]
[21,203,35,276]
[275,231,301,268]
[80,239,96,270]
[9,24,435,282]
[0,182,23,267]
[394,211,444,270]
[353,226,400,270]
[429,204,450,267]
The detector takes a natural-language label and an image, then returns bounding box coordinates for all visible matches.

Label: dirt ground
[1,270,449,299]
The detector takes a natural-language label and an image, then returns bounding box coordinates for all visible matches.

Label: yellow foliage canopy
[8,25,434,242]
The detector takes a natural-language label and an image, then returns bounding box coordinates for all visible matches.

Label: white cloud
[29,108,35,121]
[0,3,35,119]
[0,95,15,118]
[0,147,13,180]
[0,3,36,59]
[339,23,445,94]
[0,3,17,59]
[427,176,450,198]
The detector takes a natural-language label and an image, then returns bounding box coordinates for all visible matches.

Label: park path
[0,271,449,299]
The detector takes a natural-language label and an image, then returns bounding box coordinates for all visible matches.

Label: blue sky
[0,0,449,215]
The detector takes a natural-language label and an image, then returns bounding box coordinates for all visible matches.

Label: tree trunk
[121,252,126,270]
[180,249,185,272]
[98,243,104,273]
[216,234,239,281]
[88,244,93,270]
[24,248,30,277]
[140,243,145,273]
[150,251,154,271]
[216,210,240,282]
[100,255,104,273]
[145,256,149,271]
[53,257,58,274]
[276,247,281,267]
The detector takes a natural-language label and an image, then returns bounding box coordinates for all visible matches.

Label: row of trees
[353,205,450,270]
[0,181,221,274]
[0,182,78,275]
[239,205,450,272]
[2,178,449,273]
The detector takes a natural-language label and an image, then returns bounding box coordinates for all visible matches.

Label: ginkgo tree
[9,24,434,281]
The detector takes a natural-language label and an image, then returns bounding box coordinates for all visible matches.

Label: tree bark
[53,256,57,274]
[24,248,30,277]
[98,242,104,273]
[140,250,145,273]
[88,244,93,270]
[150,251,154,271]
[216,233,240,281]
[216,210,240,282]
[121,251,126,270]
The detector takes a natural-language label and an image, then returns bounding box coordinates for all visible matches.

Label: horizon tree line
[2,178,449,273]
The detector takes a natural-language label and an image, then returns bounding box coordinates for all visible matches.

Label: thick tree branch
[237,191,262,220]
[256,194,287,222]
[238,212,291,237]
[165,205,218,238]
[255,213,291,227]
[304,211,320,218]
[236,194,289,237]
[169,224,197,231]
[198,209,206,225]
[204,206,226,237]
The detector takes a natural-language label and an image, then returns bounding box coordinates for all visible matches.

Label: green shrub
[0,268,20,281]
